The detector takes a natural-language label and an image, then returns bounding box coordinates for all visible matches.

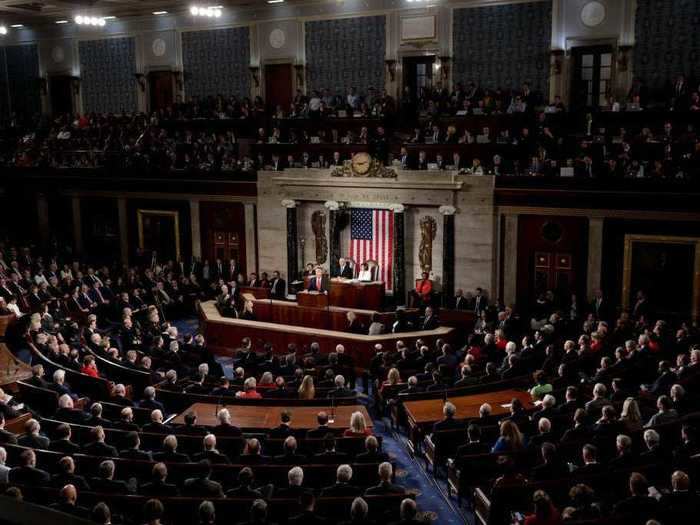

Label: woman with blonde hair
[379,367,402,395]
[492,420,525,453]
[258,371,275,390]
[344,411,372,437]
[297,374,315,400]
[620,397,643,434]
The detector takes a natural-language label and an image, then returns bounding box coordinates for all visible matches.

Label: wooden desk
[297,290,329,308]
[403,389,534,429]
[329,279,385,310]
[239,286,270,300]
[172,402,371,430]
[200,301,455,368]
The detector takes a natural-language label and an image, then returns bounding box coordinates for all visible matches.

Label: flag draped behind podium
[348,208,394,292]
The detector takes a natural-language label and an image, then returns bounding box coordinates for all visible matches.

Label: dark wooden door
[265,64,293,113]
[570,45,613,112]
[402,56,435,104]
[149,71,174,111]
[49,76,73,115]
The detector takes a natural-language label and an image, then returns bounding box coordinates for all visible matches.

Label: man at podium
[307,267,327,293]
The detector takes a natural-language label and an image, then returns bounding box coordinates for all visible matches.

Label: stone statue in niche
[419,216,437,273]
[311,210,328,265]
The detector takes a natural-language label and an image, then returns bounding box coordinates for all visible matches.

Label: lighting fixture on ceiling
[0,26,7,36]
[10,24,23,28]
[75,15,107,26]
[268,0,285,4]
[153,11,168,15]
[190,5,223,18]
[55,20,69,24]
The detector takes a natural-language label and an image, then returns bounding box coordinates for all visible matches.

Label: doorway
[570,45,613,111]
[402,55,435,104]
[49,76,74,115]
[264,64,293,113]
[148,71,175,111]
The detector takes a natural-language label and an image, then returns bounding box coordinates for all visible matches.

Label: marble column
[503,213,519,307]
[189,200,201,260]
[392,205,406,305]
[282,200,299,282]
[587,217,604,301]
[36,193,50,249]
[117,198,129,266]
[439,205,457,306]
[71,196,83,255]
[325,201,342,277]
[244,203,257,274]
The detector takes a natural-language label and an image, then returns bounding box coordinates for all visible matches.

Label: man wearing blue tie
[307,267,327,293]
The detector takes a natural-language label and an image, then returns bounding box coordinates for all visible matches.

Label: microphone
[328,395,335,424]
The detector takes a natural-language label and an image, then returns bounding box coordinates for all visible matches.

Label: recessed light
[153,11,168,15]
[268,0,285,3]
[55,20,69,24]
[10,24,23,28]
[103,16,116,20]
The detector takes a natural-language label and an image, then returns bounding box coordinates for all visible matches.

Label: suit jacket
[153,450,191,463]
[90,477,134,494]
[320,482,361,497]
[183,477,225,497]
[18,433,50,450]
[120,448,153,461]
[140,480,179,497]
[83,441,119,457]
[51,472,90,491]
[50,439,81,455]
[270,278,286,299]
[365,481,406,495]
[339,264,354,279]
[9,466,50,486]
[307,276,326,292]
[0,429,18,444]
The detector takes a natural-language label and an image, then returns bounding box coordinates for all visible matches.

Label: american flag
[349,208,394,292]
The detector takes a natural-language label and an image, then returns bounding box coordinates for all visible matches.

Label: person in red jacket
[410,272,433,307]
[81,355,99,378]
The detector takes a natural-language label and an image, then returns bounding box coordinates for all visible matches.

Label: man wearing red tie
[307,267,326,293]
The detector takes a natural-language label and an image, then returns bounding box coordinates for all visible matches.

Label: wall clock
[580,1,606,28]
[269,28,286,49]
[152,38,167,57]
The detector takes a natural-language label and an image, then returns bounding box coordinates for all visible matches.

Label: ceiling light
[74,15,108,27]
[190,5,223,17]
[268,0,285,3]
[55,20,69,24]
[10,24,23,28]
[0,26,6,35]
[153,11,168,15]
[103,16,116,20]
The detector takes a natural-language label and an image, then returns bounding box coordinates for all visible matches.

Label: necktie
[316,278,321,291]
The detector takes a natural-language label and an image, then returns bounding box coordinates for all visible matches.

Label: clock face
[269,28,286,49]
[152,38,167,57]
[351,152,371,175]
[580,1,606,28]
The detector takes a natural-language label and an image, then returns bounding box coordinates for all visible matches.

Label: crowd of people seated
[3,74,699,179]
[0,239,435,523]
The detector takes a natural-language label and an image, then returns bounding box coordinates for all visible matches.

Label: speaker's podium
[296,290,329,308]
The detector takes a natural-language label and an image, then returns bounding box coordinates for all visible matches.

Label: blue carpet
[175,317,473,523]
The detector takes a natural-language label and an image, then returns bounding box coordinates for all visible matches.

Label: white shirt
[358,270,373,282]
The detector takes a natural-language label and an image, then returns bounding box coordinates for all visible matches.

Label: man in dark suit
[432,402,462,433]
[320,464,361,497]
[307,267,326,293]
[269,270,286,299]
[50,423,81,455]
[453,289,470,310]
[314,435,350,465]
[17,418,50,449]
[138,386,165,413]
[268,410,293,439]
[274,436,307,465]
[473,288,487,314]
[289,492,328,525]
[306,412,332,439]
[9,449,50,486]
[226,467,268,499]
[142,409,172,435]
[613,472,661,523]
[0,413,16,445]
[183,460,225,497]
[120,431,153,461]
[194,434,230,464]
[661,470,699,524]
[213,408,242,437]
[49,484,89,519]
[153,434,191,463]
[327,375,355,399]
[455,424,490,457]
[50,456,90,491]
[140,462,179,497]
[365,462,406,495]
[355,436,389,463]
[89,460,136,494]
[421,306,439,331]
[338,258,354,279]
[275,466,311,499]
[83,426,119,457]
